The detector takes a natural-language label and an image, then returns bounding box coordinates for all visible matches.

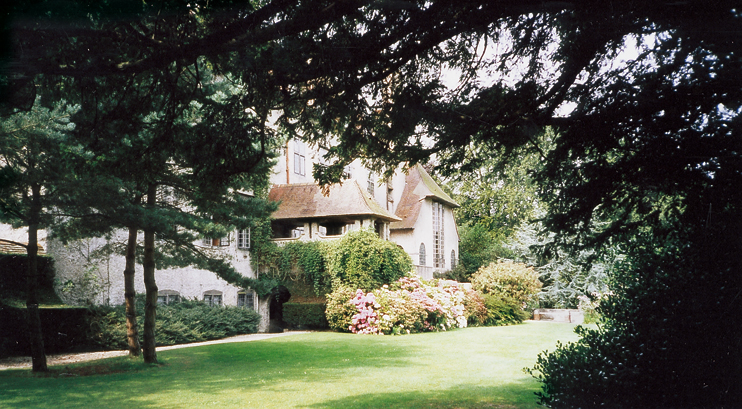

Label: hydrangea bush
[337,276,469,335]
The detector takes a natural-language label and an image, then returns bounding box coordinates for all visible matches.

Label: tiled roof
[390,165,459,230]
[268,181,401,222]
[0,239,45,255]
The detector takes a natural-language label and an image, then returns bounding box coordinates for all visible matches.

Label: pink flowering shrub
[336,275,470,335]
[462,289,488,326]
[325,286,359,332]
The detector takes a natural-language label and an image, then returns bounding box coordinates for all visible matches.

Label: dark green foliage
[0,305,89,357]
[529,225,742,408]
[258,232,412,297]
[283,302,328,330]
[87,298,260,350]
[286,242,330,296]
[481,294,529,326]
[327,230,413,291]
[0,253,59,304]
[257,240,331,297]
[453,223,514,280]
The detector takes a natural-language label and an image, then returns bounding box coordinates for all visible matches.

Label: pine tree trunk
[142,184,158,364]
[27,185,47,372]
[124,225,141,357]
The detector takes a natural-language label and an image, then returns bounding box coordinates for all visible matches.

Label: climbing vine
[250,227,413,296]
[250,221,331,296]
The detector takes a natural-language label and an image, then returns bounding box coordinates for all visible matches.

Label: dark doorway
[269,285,291,333]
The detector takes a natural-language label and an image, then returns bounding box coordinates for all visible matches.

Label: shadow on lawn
[0,335,432,408]
[306,382,541,409]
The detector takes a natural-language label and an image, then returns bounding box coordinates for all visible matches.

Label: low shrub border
[326,275,536,335]
[87,297,261,351]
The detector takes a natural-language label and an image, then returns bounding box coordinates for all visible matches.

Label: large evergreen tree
[0,97,80,371]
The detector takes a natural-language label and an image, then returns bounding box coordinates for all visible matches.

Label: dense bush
[481,294,529,325]
[88,297,260,350]
[471,260,541,305]
[283,302,328,329]
[327,229,413,291]
[326,276,469,335]
[326,276,533,334]
[325,286,358,332]
[455,222,515,279]
[0,305,90,357]
[529,231,741,408]
[0,253,60,304]
[460,289,488,326]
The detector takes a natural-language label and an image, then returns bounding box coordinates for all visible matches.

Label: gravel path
[0,331,310,371]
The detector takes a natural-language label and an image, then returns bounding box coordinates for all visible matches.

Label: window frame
[157,290,181,305]
[294,139,306,176]
[203,290,223,307]
[433,202,445,269]
[237,290,255,310]
[237,228,251,249]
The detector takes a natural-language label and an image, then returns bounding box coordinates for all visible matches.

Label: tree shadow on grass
[305,381,542,409]
[0,336,430,409]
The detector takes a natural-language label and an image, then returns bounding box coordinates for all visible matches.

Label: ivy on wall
[250,220,331,297]
[250,228,414,297]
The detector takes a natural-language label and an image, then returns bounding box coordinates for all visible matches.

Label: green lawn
[0,322,582,409]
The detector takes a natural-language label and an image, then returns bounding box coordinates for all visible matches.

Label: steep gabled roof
[268,180,401,222]
[390,165,459,230]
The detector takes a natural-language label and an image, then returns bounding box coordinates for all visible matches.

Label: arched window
[419,243,426,266]
[451,250,457,269]
[203,290,223,307]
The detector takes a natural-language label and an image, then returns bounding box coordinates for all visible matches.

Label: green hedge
[87,297,261,350]
[0,253,61,304]
[0,304,89,358]
[283,302,328,330]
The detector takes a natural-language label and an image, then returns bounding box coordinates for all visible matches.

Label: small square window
[158,292,180,305]
[237,291,255,310]
[204,293,222,307]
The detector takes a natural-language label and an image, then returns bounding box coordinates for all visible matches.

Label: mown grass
[0,322,582,408]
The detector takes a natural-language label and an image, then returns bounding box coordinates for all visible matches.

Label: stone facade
[14,138,460,333]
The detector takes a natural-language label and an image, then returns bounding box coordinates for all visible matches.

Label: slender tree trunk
[142,184,158,363]
[124,225,141,357]
[27,184,47,372]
